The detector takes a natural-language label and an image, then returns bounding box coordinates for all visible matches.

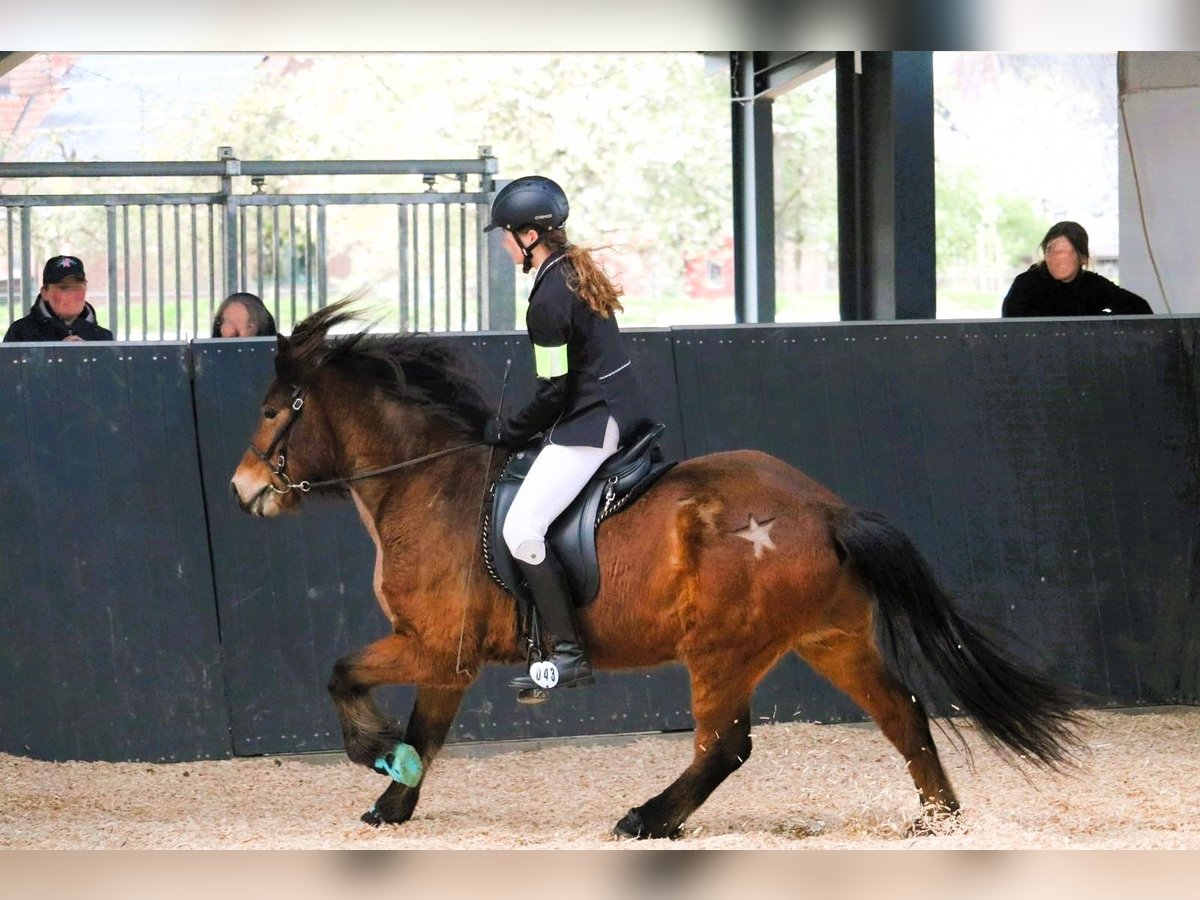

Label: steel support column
[730,51,775,324]
[836,51,935,320]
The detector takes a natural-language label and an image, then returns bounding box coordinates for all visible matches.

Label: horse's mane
[275,297,492,437]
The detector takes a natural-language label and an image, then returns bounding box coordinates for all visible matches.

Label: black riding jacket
[1001,265,1153,318]
[499,250,651,448]
[3,296,114,342]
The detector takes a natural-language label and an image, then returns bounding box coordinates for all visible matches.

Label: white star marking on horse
[733,515,776,559]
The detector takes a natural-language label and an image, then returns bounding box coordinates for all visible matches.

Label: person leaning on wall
[3,255,114,342]
[211,292,278,337]
[1000,221,1153,318]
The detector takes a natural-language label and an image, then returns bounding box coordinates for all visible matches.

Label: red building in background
[683,236,735,299]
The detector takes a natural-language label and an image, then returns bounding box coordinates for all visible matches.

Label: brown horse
[230,300,1082,839]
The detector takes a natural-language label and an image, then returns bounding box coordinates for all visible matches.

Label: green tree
[162,53,734,297]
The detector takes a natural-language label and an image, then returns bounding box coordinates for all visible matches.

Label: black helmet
[484,175,569,234]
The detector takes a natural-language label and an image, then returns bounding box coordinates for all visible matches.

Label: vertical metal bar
[19,208,32,307]
[412,203,421,331]
[122,206,131,339]
[889,52,935,319]
[472,202,482,328]
[157,205,166,340]
[140,205,148,339]
[289,205,297,327]
[316,204,327,309]
[208,204,217,329]
[836,51,867,322]
[191,205,199,338]
[443,203,452,329]
[397,204,409,332]
[730,51,776,324]
[238,206,247,294]
[173,204,182,338]
[105,205,118,338]
[304,205,313,315]
[255,205,264,299]
[426,203,435,330]
[223,185,238,302]
[459,202,467,330]
[271,205,280,322]
[6,207,15,322]
[485,218,514,330]
[482,173,513,331]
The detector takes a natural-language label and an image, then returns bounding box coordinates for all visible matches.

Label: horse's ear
[276,333,291,356]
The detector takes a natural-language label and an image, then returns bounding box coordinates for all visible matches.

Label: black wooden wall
[0,342,227,762]
[2,317,1197,763]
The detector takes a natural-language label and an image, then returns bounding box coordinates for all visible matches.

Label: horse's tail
[832,506,1084,769]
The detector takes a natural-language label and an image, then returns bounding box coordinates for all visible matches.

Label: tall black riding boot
[508,548,594,691]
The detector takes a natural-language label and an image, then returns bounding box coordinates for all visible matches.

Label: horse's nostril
[230,481,239,498]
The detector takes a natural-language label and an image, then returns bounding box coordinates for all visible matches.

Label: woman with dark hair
[1001,221,1152,317]
[212,292,278,337]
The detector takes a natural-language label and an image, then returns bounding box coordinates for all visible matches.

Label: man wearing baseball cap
[3,255,114,342]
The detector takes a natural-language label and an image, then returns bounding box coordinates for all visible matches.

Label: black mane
[276,298,492,438]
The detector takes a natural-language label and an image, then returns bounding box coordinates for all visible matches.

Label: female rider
[482,175,651,694]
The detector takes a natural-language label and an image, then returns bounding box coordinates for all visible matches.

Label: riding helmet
[484,176,569,234]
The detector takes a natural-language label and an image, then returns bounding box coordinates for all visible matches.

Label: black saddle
[484,422,675,608]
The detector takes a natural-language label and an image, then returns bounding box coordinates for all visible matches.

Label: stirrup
[508,664,594,692]
[508,671,595,691]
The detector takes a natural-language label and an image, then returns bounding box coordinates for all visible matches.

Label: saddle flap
[484,423,672,609]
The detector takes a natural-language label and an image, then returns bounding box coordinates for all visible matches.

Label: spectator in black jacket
[1001,221,1152,318]
[3,255,114,342]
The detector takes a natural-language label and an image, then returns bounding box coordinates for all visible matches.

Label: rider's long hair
[540,229,625,319]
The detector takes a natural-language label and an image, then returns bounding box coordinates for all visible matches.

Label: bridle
[250,382,483,495]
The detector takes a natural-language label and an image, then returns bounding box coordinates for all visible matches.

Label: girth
[483,423,675,608]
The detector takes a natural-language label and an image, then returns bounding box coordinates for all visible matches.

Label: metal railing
[0,147,515,339]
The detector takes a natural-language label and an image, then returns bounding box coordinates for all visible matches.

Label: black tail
[833,507,1084,769]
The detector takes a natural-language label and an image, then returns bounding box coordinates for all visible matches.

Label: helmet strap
[511,227,545,275]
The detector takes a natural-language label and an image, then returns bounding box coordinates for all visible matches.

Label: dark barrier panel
[672,317,1200,713]
[0,342,228,762]
[193,337,381,756]
[7,318,1198,764]
[194,330,692,757]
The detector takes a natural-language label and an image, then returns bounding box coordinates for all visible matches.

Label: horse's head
[230,297,491,517]
[230,300,359,517]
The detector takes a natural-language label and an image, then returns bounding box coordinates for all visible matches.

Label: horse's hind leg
[614,668,755,840]
[795,625,960,825]
[362,686,465,826]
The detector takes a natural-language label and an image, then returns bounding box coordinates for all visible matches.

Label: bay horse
[230,300,1083,839]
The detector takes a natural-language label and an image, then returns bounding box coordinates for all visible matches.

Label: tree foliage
[162,53,734,294]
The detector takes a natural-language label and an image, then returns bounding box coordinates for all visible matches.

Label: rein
[251,383,483,495]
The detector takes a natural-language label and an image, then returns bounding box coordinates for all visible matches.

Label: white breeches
[502,416,620,564]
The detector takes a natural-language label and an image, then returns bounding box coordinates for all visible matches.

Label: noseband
[249,384,309,493]
[250,382,482,495]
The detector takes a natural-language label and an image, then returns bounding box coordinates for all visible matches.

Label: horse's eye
[264,407,279,420]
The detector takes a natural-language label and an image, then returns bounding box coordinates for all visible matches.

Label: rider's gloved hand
[482,417,509,447]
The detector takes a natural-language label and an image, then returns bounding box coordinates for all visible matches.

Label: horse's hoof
[613,808,683,840]
[361,805,382,828]
[905,806,960,837]
[373,742,423,786]
[613,808,646,840]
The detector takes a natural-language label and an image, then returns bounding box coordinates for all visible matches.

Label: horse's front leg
[361,685,466,827]
[327,632,470,825]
